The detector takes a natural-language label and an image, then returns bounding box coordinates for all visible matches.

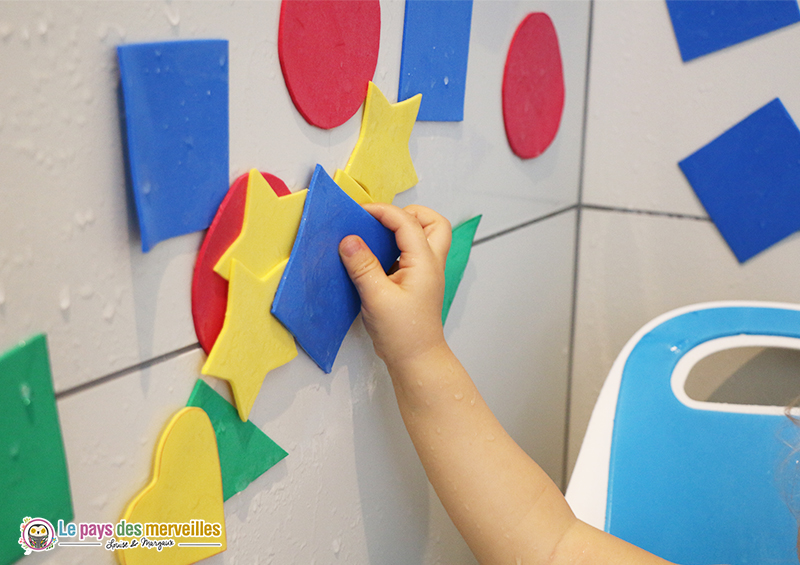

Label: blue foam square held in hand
[679,98,800,263]
[666,0,800,62]
[271,165,400,373]
[398,0,473,121]
[117,39,229,252]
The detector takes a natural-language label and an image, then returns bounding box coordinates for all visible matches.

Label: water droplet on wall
[164,5,180,27]
[59,286,70,311]
[0,23,13,41]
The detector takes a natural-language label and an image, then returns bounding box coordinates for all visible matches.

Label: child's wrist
[385,341,468,409]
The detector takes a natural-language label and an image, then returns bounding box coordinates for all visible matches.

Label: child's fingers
[362,203,432,256]
[404,205,452,266]
[339,235,389,303]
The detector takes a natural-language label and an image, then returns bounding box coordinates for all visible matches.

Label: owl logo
[18,517,56,554]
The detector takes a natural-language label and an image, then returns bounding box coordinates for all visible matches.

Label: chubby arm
[339,203,673,565]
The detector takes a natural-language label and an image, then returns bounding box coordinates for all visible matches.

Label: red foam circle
[278,0,380,130]
[191,171,291,354]
[502,13,565,160]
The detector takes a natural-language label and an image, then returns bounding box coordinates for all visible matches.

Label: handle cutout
[672,335,800,415]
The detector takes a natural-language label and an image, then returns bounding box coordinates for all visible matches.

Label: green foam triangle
[1,334,73,565]
[186,379,288,501]
[442,215,482,325]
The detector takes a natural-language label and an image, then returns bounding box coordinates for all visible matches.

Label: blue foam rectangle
[679,98,800,263]
[271,165,400,373]
[666,0,800,62]
[117,40,229,252]
[398,0,473,121]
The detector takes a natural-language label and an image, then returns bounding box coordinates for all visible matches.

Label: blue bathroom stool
[566,302,800,564]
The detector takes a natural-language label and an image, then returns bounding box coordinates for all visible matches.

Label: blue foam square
[398,0,473,121]
[117,39,229,252]
[271,165,400,373]
[666,0,800,62]
[679,98,800,263]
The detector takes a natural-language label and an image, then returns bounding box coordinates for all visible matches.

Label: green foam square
[442,215,481,324]
[1,334,73,565]
[186,379,287,501]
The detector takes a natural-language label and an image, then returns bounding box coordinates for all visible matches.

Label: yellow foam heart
[202,259,297,421]
[214,168,307,280]
[117,407,226,565]
[344,82,421,203]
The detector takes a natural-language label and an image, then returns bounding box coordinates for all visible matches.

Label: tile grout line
[562,0,595,492]
[582,203,709,222]
[54,342,202,401]
[55,205,581,403]
[472,204,580,247]
[50,202,699,404]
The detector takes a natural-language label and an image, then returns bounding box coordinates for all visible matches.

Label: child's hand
[339,203,452,368]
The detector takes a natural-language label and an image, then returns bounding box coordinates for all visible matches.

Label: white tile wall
[569,209,800,476]
[0,0,589,393]
[26,209,576,565]
[582,0,800,216]
[2,1,587,563]
[447,211,576,485]
[569,0,800,480]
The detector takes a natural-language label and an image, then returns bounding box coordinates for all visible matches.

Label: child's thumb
[339,235,387,301]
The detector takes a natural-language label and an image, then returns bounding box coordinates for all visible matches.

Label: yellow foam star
[117,407,226,565]
[344,82,421,204]
[333,168,373,205]
[202,259,297,421]
[214,169,307,280]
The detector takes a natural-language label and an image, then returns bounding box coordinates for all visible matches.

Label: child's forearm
[340,204,673,564]
[385,344,675,565]
[385,342,578,564]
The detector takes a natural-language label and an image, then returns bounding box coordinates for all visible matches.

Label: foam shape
[214,169,306,281]
[0,335,72,565]
[606,305,800,563]
[442,215,481,324]
[333,169,373,205]
[117,40,229,252]
[192,171,291,355]
[398,0,473,121]
[502,13,564,160]
[344,82,421,203]
[666,0,800,62]
[186,379,288,501]
[272,165,400,373]
[117,407,225,565]
[202,260,297,421]
[679,98,800,263]
[278,0,380,129]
